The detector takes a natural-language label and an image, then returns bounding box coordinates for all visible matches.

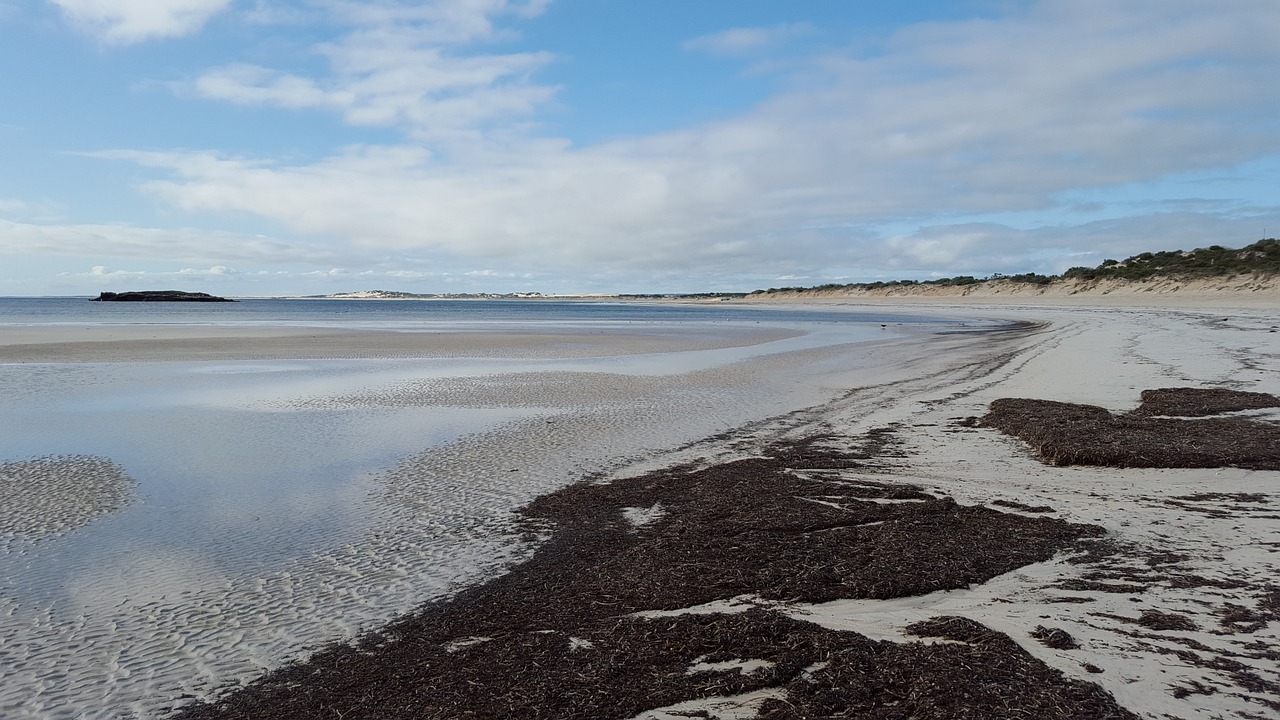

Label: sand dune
[750,273,1280,307]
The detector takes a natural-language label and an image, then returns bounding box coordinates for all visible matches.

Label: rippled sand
[1,456,136,541]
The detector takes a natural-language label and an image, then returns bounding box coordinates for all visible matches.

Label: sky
[2,0,1279,296]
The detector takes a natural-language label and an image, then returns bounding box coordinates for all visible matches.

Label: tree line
[753,238,1278,295]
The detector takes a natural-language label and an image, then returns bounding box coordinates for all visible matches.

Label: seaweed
[756,617,1134,719]
[979,388,1280,469]
[172,432,1125,720]
[1031,625,1081,650]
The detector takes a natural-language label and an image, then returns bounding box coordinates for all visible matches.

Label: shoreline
[174,299,1280,718]
[3,298,1278,718]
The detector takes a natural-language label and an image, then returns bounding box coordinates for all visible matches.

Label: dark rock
[91,291,236,302]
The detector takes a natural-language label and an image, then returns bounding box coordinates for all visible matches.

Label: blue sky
[2,0,1279,296]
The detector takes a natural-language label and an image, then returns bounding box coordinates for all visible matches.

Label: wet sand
[4,302,1279,719]
[0,323,803,363]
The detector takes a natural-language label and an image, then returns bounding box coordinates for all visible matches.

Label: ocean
[0,295,947,327]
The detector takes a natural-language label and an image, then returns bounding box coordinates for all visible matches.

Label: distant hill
[751,239,1279,297]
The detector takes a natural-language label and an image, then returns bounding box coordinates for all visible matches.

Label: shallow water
[0,300,971,719]
[0,296,945,328]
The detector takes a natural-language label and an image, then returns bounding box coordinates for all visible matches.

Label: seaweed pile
[979,387,1280,469]
[173,431,1127,719]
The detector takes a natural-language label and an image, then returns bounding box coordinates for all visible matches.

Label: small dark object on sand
[1135,610,1199,632]
[1031,625,1081,649]
[991,499,1055,513]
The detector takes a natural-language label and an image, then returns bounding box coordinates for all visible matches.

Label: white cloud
[194,64,335,109]
[49,0,232,43]
[181,1,560,142]
[683,23,815,56]
[464,268,531,278]
[0,217,335,265]
[329,0,552,44]
[69,263,351,286]
[81,0,1280,285]
[70,264,241,286]
[194,48,557,141]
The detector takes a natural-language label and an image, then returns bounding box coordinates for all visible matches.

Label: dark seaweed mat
[756,617,1132,720]
[173,433,1123,720]
[1129,387,1280,418]
[980,388,1280,469]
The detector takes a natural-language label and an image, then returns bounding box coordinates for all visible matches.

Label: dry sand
[4,298,1278,719]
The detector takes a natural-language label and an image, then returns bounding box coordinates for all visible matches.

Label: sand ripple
[0,455,136,540]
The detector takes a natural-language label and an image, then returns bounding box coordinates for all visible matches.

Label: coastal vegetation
[753,238,1279,296]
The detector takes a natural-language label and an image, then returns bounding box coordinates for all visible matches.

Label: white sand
[644,297,1278,720]
[2,300,1277,718]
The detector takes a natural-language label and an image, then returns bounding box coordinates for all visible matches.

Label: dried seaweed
[1217,604,1270,634]
[1053,579,1147,594]
[979,388,1280,469]
[1094,609,1199,632]
[1128,387,1280,418]
[1136,610,1199,632]
[991,499,1055,513]
[1171,680,1218,699]
[1031,625,1081,650]
[172,432,1126,720]
[755,616,1135,720]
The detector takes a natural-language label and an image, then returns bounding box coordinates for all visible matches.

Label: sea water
[0,297,975,719]
[0,296,945,327]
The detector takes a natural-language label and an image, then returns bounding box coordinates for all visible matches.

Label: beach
[2,297,1278,719]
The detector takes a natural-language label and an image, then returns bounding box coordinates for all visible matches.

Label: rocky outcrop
[92,291,236,302]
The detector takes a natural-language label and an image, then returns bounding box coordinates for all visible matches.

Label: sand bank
[0,323,804,363]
